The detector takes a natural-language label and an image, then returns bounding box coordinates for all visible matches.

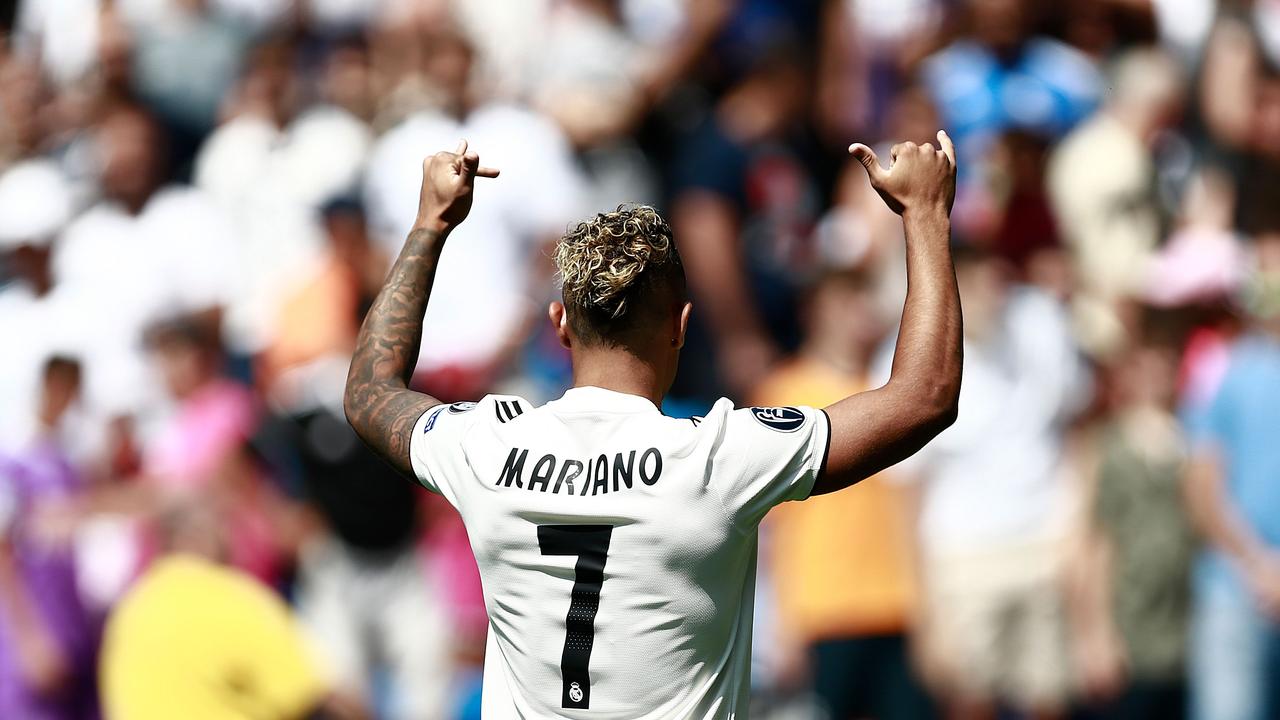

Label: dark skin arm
[812,131,962,495]
[344,140,500,476]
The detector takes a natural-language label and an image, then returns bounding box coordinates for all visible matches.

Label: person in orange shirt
[755,266,935,720]
[260,198,388,391]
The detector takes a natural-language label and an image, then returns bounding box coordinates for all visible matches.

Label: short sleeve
[709,402,830,528]
[409,396,528,503]
[409,402,473,501]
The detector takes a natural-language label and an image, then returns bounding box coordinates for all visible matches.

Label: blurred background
[1,0,1279,718]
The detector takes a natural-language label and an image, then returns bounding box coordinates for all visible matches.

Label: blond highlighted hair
[554,204,685,343]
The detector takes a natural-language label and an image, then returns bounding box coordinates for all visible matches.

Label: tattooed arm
[344,141,500,476]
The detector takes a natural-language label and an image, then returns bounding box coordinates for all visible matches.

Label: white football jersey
[409,386,830,719]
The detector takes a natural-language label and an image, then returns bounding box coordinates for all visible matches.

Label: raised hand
[848,130,956,217]
[416,139,501,233]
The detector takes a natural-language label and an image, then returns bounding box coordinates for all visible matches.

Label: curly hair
[554,204,685,344]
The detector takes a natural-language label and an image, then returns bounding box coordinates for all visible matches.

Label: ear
[673,301,693,349]
[548,301,572,349]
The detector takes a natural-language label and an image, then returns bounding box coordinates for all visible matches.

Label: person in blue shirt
[1185,232,1280,720]
[920,0,1101,179]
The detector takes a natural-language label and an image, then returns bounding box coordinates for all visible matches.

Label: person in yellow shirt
[100,501,365,720]
[755,266,935,720]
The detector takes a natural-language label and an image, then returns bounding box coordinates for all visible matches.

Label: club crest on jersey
[448,401,477,414]
[569,682,584,703]
[750,406,805,432]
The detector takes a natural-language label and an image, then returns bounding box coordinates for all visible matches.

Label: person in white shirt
[54,107,235,423]
[195,36,374,355]
[0,158,78,449]
[342,134,962,718]
[885,246,1089,717]
[363,29,587,398]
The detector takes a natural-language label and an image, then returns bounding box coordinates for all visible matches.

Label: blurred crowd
[0,0,1279,719]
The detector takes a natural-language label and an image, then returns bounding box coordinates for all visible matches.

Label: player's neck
[570,347,667,409]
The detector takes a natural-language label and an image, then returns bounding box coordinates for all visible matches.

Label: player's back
[409,386,829,719]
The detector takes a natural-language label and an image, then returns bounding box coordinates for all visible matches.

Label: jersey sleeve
[408,400,481,503]
[709,402,831,528]
[408,396,529,504]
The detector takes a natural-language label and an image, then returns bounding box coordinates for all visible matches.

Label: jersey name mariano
[410,386,829,719]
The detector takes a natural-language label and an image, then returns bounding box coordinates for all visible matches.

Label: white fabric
[843,0,941,48]
[195,108,372,353]
[884,289,1088,555]
[364,105,586,371]
[51,189,235,417]
[408,387,829,719]
[297,539,451,720]
[0,285,79,448]
[15,0,103,86]
[532,4,639,100]
[1151,0,1216,59]
[0,159,75,248]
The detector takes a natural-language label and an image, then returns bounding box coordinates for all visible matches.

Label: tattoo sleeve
[344,226,446,477]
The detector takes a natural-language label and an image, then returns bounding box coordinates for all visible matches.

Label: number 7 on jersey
[538,524,613,710]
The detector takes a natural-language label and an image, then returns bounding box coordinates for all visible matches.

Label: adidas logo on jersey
[495,399,524,423]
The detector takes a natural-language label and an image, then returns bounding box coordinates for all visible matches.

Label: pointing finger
[475,166,501,178]
[848,143,887,186]
[937,130,956,167]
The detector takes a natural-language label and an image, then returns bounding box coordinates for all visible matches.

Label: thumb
[848,143,887,185]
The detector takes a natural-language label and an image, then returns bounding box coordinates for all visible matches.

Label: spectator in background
[814,0,944,144]
[260,198,386,389]
[529,0,657,207]
[100,500,365,720]
[123,0,252,169]
[524,0,731,211]
[196,36,375,356]
[920,0,1101,167]
[890,246,1089,720]
[11,0,108,90]
[0,54,53,171]
[364,25,586,401]
[1048,48,1185,357]
[755,265,932,720]
[1070,336,1194,720]
[254,197,453,720]
[669,41,823,403]
[258,401,451,720]
[140,317,284,584]
[1184,232,1280,720]
[0,357,99,720]
[53,106,234,427]
[1197,13,1280,240]
[984,131,1061,276]
[0,158,77,448]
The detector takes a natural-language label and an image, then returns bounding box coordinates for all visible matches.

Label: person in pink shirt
[141,317,282,582]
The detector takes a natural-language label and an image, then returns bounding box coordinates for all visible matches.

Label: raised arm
[344,140,499,476]
[811,131,962,495]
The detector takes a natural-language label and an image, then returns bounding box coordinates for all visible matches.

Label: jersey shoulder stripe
[495,399,526,423]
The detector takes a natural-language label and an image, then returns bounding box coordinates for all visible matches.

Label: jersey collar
[556,386,661,413]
